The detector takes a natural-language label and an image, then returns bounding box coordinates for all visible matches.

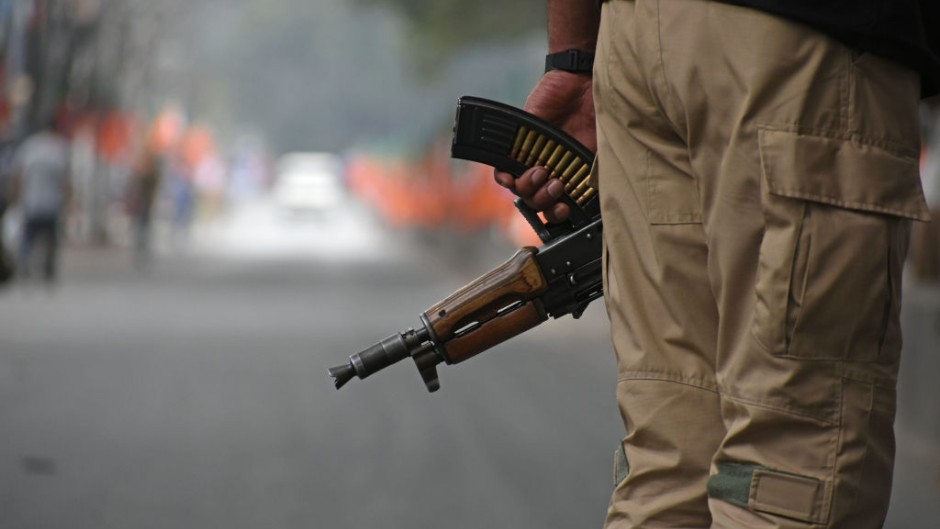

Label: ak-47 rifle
[328,96,602,392]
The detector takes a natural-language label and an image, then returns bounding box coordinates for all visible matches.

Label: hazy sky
[155,0,545,156]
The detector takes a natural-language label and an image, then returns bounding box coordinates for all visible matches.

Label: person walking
[127,139,164,268]
[496,1,939,527]
[10,121,72,283]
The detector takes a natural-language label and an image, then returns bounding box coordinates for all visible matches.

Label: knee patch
[708,461,830,524]
[612,439,630,487]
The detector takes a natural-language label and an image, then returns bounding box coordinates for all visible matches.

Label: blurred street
[0,1,935,528]
[0,199,937,529]
[0,201,624,529]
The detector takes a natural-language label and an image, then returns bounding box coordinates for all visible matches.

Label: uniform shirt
[715,0,940,97]
[14,131,71,217]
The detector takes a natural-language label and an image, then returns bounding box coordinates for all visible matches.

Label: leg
[19,216,38,278]
[41,215,60,281]
[596,2,723,526]
[134,209,153,268]
[652,1,928,527]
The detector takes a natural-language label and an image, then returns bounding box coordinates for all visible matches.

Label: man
[496,1,939,528]
[912,102,940,280]
[127,140,163,268]
[11,121,72,283]
[0,137,18,283]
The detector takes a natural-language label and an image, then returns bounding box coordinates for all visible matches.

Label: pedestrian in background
[0,137,19,284]
[912,102,940,281]
[126,139,163,268]
[9,120,72,283]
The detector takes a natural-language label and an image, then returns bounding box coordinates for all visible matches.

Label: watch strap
[544,49,595,74]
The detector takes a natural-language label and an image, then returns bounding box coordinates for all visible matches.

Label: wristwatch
[544,49,595,74]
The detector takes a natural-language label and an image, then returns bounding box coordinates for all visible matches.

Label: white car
[271,152,346,213]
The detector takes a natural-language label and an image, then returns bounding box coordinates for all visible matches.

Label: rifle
[328,96,603,392]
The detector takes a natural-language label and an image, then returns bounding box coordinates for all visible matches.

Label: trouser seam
[618,371,719,393]
[719,392,837,426]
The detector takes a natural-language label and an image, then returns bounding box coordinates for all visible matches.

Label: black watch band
[544,49,595,74]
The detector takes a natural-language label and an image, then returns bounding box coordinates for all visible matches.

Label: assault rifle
[329,96,603,392]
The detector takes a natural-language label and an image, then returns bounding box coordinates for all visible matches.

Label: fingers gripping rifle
[329,96,603,392]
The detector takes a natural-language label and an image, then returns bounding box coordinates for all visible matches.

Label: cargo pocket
[752,126,929,362]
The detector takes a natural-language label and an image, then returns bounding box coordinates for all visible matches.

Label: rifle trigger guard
[514,198,553,243]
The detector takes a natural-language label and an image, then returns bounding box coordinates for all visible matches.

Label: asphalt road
[0,201,936,528]
[0,203,622,529]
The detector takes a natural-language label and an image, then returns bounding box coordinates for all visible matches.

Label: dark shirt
[716,0,940,97]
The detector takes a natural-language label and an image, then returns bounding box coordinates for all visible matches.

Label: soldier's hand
[494,70,596,223]
[495,165,571,224]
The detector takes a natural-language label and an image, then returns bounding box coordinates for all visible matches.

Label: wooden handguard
[423,247,550,364]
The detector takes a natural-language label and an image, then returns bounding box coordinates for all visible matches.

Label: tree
[354,0,545,73]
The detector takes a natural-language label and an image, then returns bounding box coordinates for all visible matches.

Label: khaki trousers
[593,1,929,528]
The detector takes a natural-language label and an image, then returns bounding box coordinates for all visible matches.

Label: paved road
[890,281,940,529]
[0,201,936,528]
[0,204,622,529]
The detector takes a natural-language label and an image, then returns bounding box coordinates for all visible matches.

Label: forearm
[547,0,600,53]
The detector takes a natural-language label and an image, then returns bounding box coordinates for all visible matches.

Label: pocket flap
[759,127,930,221]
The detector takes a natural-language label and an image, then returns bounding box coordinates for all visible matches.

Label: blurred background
[0,1,936,528]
